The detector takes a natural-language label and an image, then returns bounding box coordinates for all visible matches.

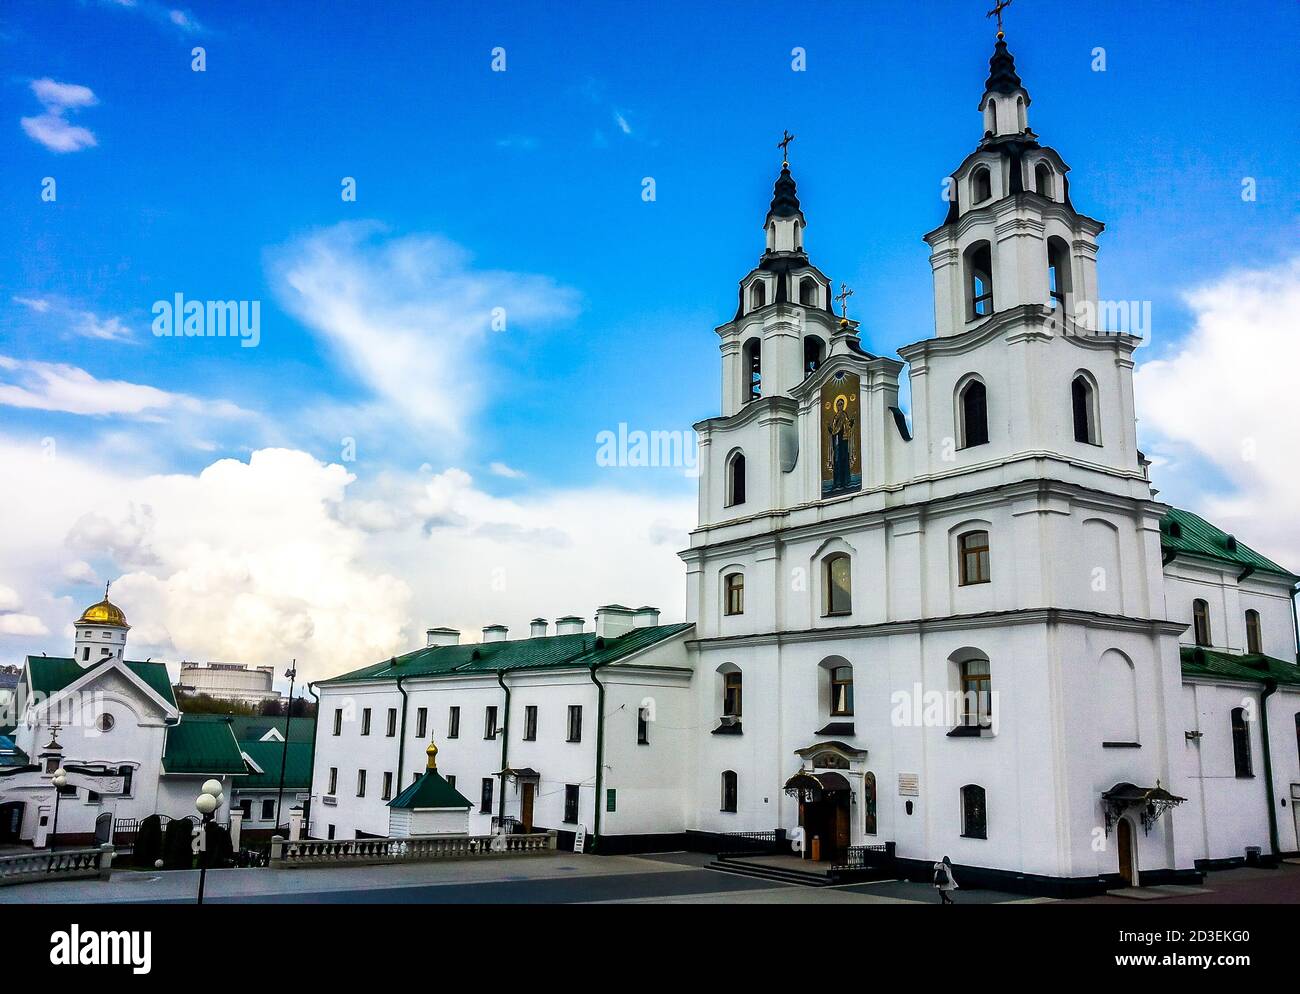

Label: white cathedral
[310,32,1300,895]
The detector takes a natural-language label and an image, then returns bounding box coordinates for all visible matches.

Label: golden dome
[77,597,129,629]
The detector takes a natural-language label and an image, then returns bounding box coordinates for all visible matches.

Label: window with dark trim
[744,338,762,400]
[566,705,582,743]
[328,767,337,794]
[382,772,393,801]
[970,166,992,204]
[830,665,854,717]
[447,706,460,739]
[637,706,650,745]
[961,784,987,838]
[958,379,989,448]
[1071,374,1097,444]
[723,671,742,717]
[523,705,538,741]
[361,708,371,736]
[727,452,746,507]
[386,707,397,737]
[415,707,428,739]
[720,770,738,812]
[1245,609,1262,655]
[262,798,276,821]
[958,531,991,586]
[356,769,367,797]
[484,705,498,739]
[333,708,342,736]
[563,784,579,823]
[824,554,852,616]
[724,572,745,615]
[480,777,493,813]
[959,657,992,727]
[1231,707,1253,778]
[1192,599,1211,647]
[964,241,994,320]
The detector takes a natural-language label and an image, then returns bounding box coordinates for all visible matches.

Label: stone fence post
[269,835,284,863]
[98,843,115,881]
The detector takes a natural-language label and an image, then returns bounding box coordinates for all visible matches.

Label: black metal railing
[717,830,781,859]
[831,842,895,871]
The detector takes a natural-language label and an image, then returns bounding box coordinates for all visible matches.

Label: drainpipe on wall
[304,681,320,837]
[496,670,511,826]
[589,662,610,852]
[396,672,410,792]
[1259,677,1280,857]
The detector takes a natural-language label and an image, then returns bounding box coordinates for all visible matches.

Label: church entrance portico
[786,741,870,863]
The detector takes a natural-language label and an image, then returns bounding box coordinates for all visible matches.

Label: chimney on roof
[529,618,549,638]
[595,605,636,639]
[555,616,585,636]
[482,624,508,643]
[631,606,661,628]
[426,627,460,648]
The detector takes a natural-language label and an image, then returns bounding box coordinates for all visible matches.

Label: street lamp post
[274,661,297,833]
[50,767,67,849]
[194,779,224,905]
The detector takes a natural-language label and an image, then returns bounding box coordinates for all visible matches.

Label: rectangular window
[448,706,460,739]
[356,770,367,797]
[720,771,738,812]
[447,774,456,790]
[386,708,397,737]
[724,573,745,615]
[119,765,134,797]
[637,707,650,745]
[361,708,372,736]
[333,708,343,736]
[723,672,742,717]
[484,705,498,739]
[261,799,275,821]
[567,705,583,743]
[480,777,493,813]
[606,788,617,813]
[382,771,393,801]
[523,705,538,741]
[958,531,991,586]
[564,784,579,823]
[328,767,338,794]
[239,799,252,820]
[415,707,428,738]
[327,824,336,840]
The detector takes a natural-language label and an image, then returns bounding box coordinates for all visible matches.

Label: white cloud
[0,614,48,637]
[614,111,632,135]
[13,295,134,342]
[267,222,579,448]
[1135,257,1300,569]
[62,561,98,585]
[0,586,22,612]
[489,461,526,479]
[21,78,98,153]
[98,0,203,34]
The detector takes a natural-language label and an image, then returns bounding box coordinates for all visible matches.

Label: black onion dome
[767,164,802,219]
[985,38,1025,95]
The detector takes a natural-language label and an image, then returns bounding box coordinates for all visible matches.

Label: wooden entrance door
[520,782,535,834]
[1117,818,1135,885]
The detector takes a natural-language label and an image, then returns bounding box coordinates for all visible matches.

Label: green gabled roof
[1180,646,1300,688]
[24,656,178,709]
[319,622,693,685]
[226,715,316,744]
[0,734,29,768]
[389,767,472,810]
[239,739,313,790]
[162,714,247,775]
[1160,508,1296,579]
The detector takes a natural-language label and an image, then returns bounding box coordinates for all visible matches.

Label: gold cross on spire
[834,282,854,321]
[778,129,795,166]
[987,0,1012,38]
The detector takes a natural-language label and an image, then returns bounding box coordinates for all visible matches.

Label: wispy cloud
[20,77,98,153]
[267,222,580,448]
[13,295,134,342]
[489,461,527,479]
[98,0,205,35]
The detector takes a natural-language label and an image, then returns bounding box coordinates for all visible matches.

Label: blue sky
[0,0,1297,676]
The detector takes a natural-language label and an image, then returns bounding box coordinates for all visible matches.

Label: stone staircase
[706,857,834,888]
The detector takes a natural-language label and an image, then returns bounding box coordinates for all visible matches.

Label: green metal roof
[238,739,313,790]
[388,766,472,810]
[1160,508,1296,579]
[162,714,248,775]
[1180,646,1300,688]
[226,715,316,744]
[0,734,29,768]
[24,655,178,709]
[319,622,693,686]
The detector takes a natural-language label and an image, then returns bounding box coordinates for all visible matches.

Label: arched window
[985,99,997,134]
[726,451,746,507]
[830,665,854,716]
[960,784,987,839]
[803,335,825,376]
[799,276,818,307]
[964,241,994,320]
[1035,161,1053,198]
[749,280,766,310]
[958,658,992,727]
[1072,374,1098,444]
[743,338,762,401]
[1192,599,1211,647]
[1245,609,1262,654]
[958,377,989,448]
[1048,236,1072,311]
[958,530,991,586]
[1016,95,1026,131]
[718,664,742,718]
[823,553,852,616]
[862,772,877,834]
[971,166,992,204]
[723,573,744,616]
[1231,707,1253,777]
[720,770,738,812]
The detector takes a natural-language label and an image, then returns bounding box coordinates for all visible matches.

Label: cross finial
[834,282,854,321]
[104,580,111,600]
[777,129,795,166]
[987,0,1012,38]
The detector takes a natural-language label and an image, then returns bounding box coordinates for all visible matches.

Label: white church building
[310,32,1300,896]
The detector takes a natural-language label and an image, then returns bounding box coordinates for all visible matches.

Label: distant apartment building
[178,661,281,707]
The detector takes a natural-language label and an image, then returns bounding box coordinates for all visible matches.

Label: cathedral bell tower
[924,32,1104,338]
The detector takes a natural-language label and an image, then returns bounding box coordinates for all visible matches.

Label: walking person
[933,856,958,904]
